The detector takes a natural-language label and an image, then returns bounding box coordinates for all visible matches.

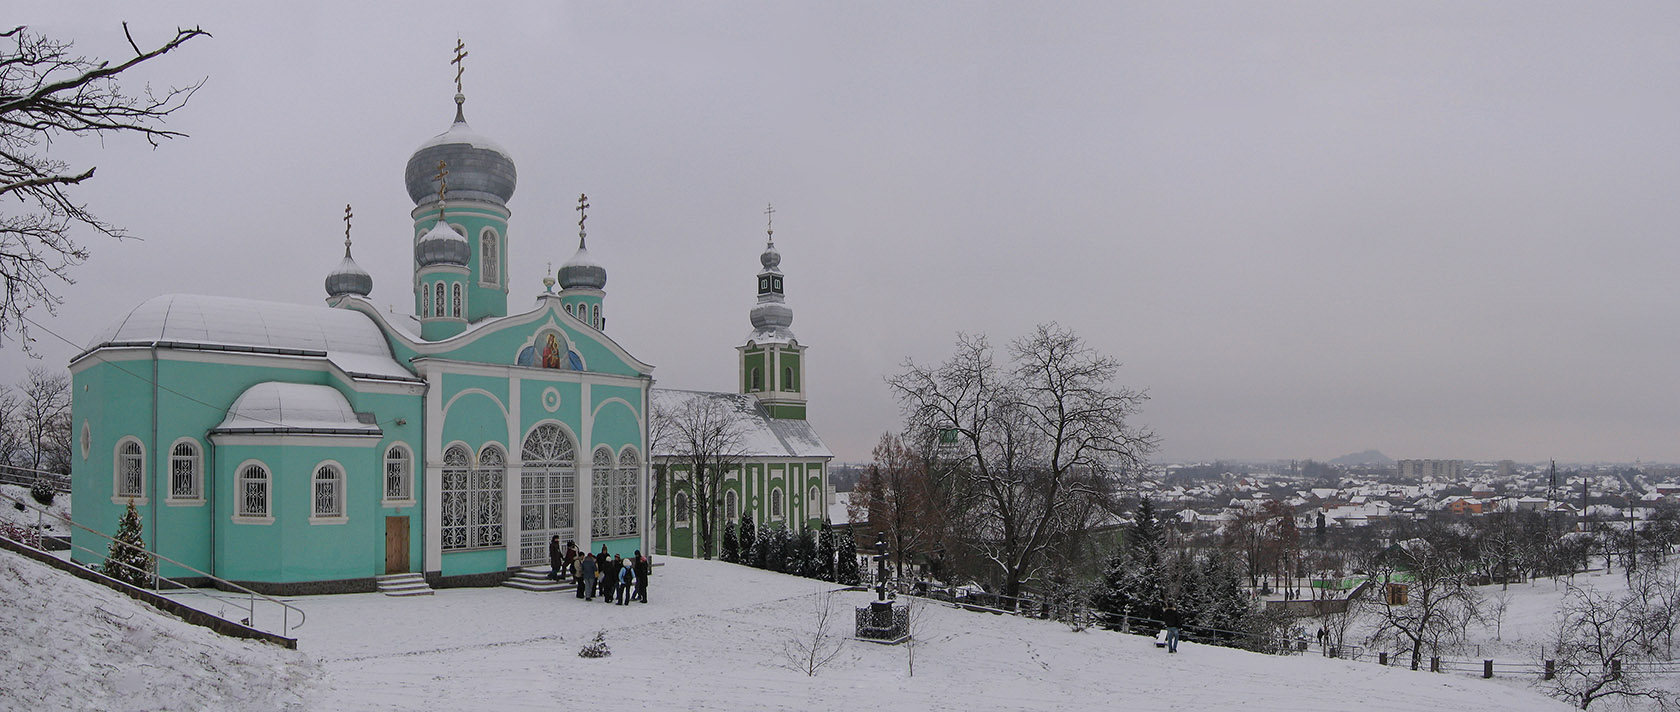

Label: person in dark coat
[562,541,579,582]
[599,552,618,604]
[547,535,564,581]
[616,555,633,605]
[1162,604,1182,654]
[632,550,650,603]
[578,553,597,600]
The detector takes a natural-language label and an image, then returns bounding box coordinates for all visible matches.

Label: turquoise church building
[67,86,665,594]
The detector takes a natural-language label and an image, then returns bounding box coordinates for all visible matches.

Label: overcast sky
[11,2,1680,465]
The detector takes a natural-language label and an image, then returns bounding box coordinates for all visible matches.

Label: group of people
[547,536,651,605]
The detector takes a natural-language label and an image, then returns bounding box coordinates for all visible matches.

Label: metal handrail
[0,487,305,637]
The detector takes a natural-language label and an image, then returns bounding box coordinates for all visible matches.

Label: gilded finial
[764,202,776,240]
[576,193,590,247]
[434,161,450,222]
[543,261,556,293]
[343,203,354,256]
[452,39,469,95]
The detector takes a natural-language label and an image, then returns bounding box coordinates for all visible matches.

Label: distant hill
[1330,449,1393,466]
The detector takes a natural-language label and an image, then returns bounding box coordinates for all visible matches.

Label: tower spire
[342,203,355,257]
[576,193,590,249]
[765,202,776,241]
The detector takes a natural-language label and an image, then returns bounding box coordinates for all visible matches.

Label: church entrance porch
[518,423,577,565]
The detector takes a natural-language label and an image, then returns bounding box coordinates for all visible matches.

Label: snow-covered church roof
[212,382,382,436]
[78,294,413,381]
[649,388,832,460]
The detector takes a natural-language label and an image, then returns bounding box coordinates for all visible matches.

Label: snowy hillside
[0,549,318,711]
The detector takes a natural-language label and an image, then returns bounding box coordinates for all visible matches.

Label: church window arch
[519,422,577,565]
[420,286,430,317]
[433,283,445,318]
[451,283,463,317]
[565,303,574,316]
[591,304,600,328]
[809,486,820,518]
[480,228,500,287]
[235,462,271,521]
[770,487,784,520]
[114,438,145,502]
[615,448,640,538]
[311,463,346,521]
[674,491,689,526]
[725,489,739,525]
[168,439,201,502]
[750,367,762,392]
[441,444,471,549]
[591,447,614,538]
[384,444,413,503]
[783,366,797,392]
[473,445,506,546]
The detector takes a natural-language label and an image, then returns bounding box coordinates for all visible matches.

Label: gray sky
[11,2,1680,464]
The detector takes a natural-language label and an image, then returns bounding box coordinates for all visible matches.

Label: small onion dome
[760,240,781,271]
[558,239,607,291]
[415,220,470,267]
[404,94,517,206]
[325,250,373,298]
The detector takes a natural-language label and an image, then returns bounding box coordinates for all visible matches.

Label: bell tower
[738,204,807,419]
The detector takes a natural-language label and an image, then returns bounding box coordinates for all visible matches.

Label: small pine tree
[835,527,862,585]
[578,630,611,658]
[751,522,770,569]
[794,527,819,578]
[815,523,836,581]
[739,513,757,567]
[720,522,739,563]
[761,523,787,572]
[103,500,152,588]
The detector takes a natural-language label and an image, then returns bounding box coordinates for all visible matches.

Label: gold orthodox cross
[435,161,450,220]
[764,202,776,237]
[452,39,469,94]
[343,203,354,248]
[576,193,590,230]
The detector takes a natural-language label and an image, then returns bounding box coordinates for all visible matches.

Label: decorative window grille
[313,465,344,518]
[451,283,463,317]
[441,445,471,550]
[771,488,784,519]
[422,287,429,317]
[116,439,144,498]
[169,441,200,500]
[434,283,444,319]
[519,423,576,565]
[237,464,269,518]
[615,449,639,537]
[674,492,689,525]
[481,230,499,286]
[591,447,613,538]
[725,490,738,524]
[591,304,599,327]
[384,446,412,501]
[474,446,505,547]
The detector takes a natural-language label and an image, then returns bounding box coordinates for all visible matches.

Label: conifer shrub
[102,500,153,588]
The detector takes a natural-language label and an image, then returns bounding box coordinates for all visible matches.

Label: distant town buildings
[1397,459,1463,480]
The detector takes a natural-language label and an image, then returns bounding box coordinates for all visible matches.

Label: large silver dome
[404,95,516,206]
[325,251,373,298]
[415,221,470,267]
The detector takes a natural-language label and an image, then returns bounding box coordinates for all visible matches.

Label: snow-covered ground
[4,547,1576,711]
[0,483,70,537]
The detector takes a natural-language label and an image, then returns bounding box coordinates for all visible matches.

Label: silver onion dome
[415,220,470,267]
[325,251,373,298]
[558,238,607,291]
[404,94,517,206]
[760,240,781,270]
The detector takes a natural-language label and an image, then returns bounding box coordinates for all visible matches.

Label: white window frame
[112,437,146,505]
[615,447,639,538]
[233,461,273,524]
[166,438,203,505]
[770,486,784,520]
[590,447,614,538]
[434,283,444,318]
[441,443,505,551]
[451,282,463,317]
[674,490,689,527]
[479,227,500,287]
[310,462,347,524]
[384,444,414,505]
[725,489,738,525]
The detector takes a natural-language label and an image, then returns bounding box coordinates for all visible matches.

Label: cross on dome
[452,39,468,95]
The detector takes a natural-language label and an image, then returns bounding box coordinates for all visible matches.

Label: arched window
[384,445,412,502]
[312,464,344,520]
[441,444,472,549]
[809,486,820,517]
[420,287,429,317]
[725,489,739,525]
[566,303,574,315]
[770,487,784,519]
[474,446,506,546]
[783,366,796,392]
[520,423,577,565]
[615,448,640,537]
[590,304,600,328]
[169,440,200,501]
[591,447,614,538]
[480,228,499,286]
[674,491,690,525]
[433,283,445,318]
[750,367,762,392]
[451,283,463,317]
[236,463,270,519]
[114,438,144,500]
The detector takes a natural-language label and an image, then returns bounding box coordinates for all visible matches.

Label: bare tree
[653,392,748,560]
[889,324,1156,603]
[1363,537,1480,670]
[1547,583,1672,710]
[19,366,70,475]
[1,24,208,343]
[851,432,943,580]
[780,591,847,676]
[0,385,23,469]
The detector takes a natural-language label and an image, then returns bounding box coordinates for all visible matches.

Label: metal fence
[0,464,70,493]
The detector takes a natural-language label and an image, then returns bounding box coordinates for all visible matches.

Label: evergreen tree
[751,521,770,569]
[1093,498,1166,629]
[835,527,862,585]
[720,521,739,563]
[739,513,757,567]
[794,526,818,578]
[766,523,792,573]
[103,500,151,588]
[815,523,837,581]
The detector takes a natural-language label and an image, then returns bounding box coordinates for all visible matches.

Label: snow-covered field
[2,548,1576,712]
[0,483,70,537]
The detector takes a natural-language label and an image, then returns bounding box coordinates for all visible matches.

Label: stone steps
[375,572,433,597]
[503,566,571,592]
